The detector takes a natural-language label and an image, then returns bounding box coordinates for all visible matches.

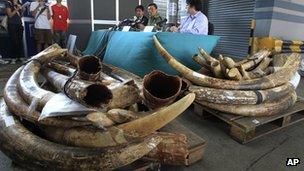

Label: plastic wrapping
[299,54,304,76]
[39,93,96,121]
[289,72,301,89]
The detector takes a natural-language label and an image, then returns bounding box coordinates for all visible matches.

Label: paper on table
[143,26,154,32]
[39,93,96,121]
[122,26,131,32]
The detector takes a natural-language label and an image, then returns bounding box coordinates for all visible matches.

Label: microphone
[155,19,167,27]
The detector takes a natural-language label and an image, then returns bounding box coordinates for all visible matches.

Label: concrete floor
[0,64,303,171]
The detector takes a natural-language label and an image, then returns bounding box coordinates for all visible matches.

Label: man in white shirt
[30,0,52,52]
[170,0,208,35]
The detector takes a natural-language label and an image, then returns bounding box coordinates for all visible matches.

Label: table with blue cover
[85,30,220,77]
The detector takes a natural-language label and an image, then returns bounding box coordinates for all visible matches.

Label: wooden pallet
[194,99,304,144]
[12,160,161,171]
[116,160,161,171]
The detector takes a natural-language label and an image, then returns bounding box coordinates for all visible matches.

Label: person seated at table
[170,0,208,35]
[147,3,163,28]
[134,5,148,30]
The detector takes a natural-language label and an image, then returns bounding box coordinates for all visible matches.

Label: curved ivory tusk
[4,67,89,127]
[192,54,210,69]
[198,91,297,116]
[77,55,102,81]
[227,68,243,80]
[41,125,136,148]
[153,35,301,90]
[240,50,271,70]
[18,61,56,111]
[18,47,67,111]
[143,70,182,109]
[190,83,294,105]
[241,57,272,79]
[0,101,161,170]
[118,93,195,137]
[5,68,150,148]
[210,61,223,78]
[222,57,236,69]
[107,109,138,124]
[40,94,195,148]
[42,68,113,108]
[198,47,218,64]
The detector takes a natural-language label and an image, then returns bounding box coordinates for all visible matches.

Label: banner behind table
[104,31,220,77]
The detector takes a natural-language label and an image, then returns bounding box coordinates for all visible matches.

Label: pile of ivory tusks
[1,44,196,170]
[154,36,301,116]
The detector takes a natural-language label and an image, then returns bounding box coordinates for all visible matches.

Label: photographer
[30,0,52,52]
[5,0,24,63]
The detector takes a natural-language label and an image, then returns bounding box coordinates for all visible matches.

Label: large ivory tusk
[143,70,182,109]
[85,112,115,128]
[18,47,67,111]
[145,132,188,165]
[48,62,76,76]
[48,62,142,109]
[18,61,57,111]
[192,54,210,69]
[118,93,195,137]
[198,47,218,64]
[239,65,251,80]
[240,50,271,70]
[153,35,301,90]
[198,91,297,116]
[247,57,272,77]
[222,57,236,69]
[40,94,194,148]
[190,83,294,105]
[41,125,135,148]
[50,63,142,109]
[107,109,138,124]
[210,61,223,78]
[77,56,102,81]
[198,67,213,76]
[3,67,90,127]
[219,55,229,77]
[0,101,162,170]
[42,68,113,108]
[227,68,243,80]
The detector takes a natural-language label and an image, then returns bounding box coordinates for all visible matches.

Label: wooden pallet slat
[161,120,207,166]
[193,99,304,144]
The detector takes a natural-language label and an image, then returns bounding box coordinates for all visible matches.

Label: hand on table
[170,26,179,32]
[138,24,145,31]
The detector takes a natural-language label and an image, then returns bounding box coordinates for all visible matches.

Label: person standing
[52,0,69,48]
[6,0,24,63]
[170,0,208,35]
[30,0,52,52]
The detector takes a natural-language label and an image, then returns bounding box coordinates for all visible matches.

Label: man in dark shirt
[134,5,148,30]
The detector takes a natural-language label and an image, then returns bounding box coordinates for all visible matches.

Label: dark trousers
[53,30,67,48]
[8,24,24,58]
